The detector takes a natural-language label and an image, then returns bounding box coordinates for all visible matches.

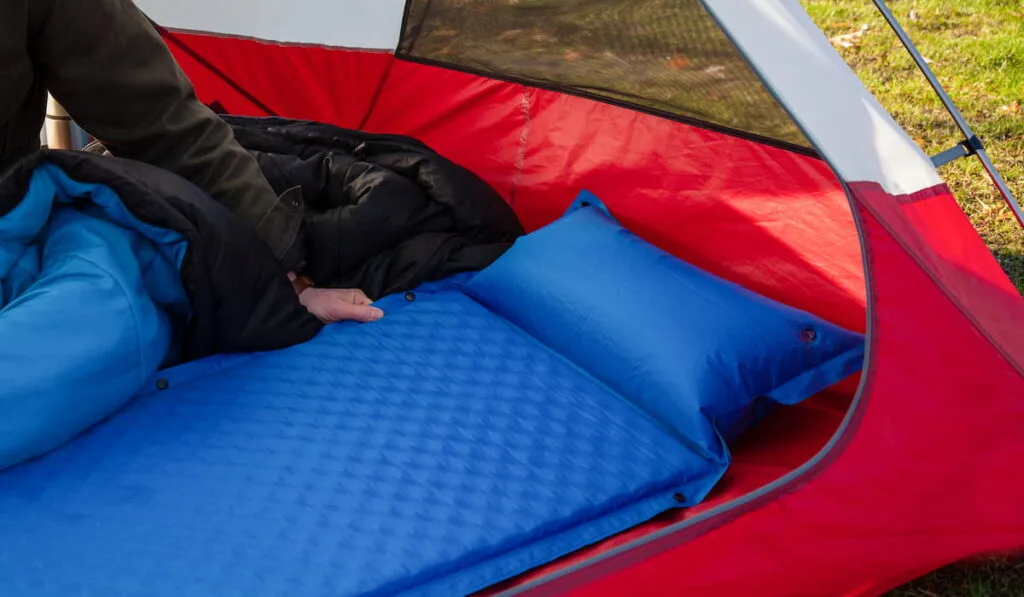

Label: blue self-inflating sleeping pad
[0,192,865,597]
[0,280,718,597]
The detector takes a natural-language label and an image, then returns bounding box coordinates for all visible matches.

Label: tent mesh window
[398,0,813,153]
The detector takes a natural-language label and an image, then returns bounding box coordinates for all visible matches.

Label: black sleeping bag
[223,115,525,299]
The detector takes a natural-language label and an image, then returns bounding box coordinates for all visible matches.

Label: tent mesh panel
[398,0,812,152]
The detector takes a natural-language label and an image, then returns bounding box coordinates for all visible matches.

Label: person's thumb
[298,287,384,323]
[338,302,384,323]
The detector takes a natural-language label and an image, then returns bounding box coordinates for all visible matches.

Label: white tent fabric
[136,0,405,49]
[134,0,943,196]
[703,0,941,196]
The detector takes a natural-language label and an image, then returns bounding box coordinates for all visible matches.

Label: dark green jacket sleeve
[27,0,304,268]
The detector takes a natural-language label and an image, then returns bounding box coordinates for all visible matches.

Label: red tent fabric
[137,0,1024,593]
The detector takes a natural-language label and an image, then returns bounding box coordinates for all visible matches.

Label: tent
[16,0,1024,595]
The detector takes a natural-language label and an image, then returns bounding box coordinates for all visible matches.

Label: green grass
[802,0,1024,293]
[888,556,1024,597]
[800,3,1024,593]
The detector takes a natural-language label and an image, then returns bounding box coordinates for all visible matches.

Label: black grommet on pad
[156,379,170,391]
[404,292,416,302]
[673,493,686,504]
[800,328,818,343]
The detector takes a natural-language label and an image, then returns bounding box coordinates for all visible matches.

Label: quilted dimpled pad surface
[0,281,715,597]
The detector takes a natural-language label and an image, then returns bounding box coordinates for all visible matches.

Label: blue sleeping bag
[0,164,189,470]
[0,152,321,472]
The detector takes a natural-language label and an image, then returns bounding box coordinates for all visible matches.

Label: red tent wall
[161,29,1024,596]
[162,32,396,129]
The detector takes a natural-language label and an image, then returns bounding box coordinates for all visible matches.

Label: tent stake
[872,0,1024,230]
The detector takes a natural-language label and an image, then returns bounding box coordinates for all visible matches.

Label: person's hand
[297,287,384,324]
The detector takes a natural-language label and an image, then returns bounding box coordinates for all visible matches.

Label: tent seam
[154,24,279,117]
[358,57,396,131]
[508,88,533,206]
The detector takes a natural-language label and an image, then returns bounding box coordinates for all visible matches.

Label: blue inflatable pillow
[463,193,865,459]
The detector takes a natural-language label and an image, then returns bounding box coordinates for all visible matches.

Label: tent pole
[872,0,1024,231]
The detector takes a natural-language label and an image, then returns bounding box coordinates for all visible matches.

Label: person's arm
[27,0,303,268]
